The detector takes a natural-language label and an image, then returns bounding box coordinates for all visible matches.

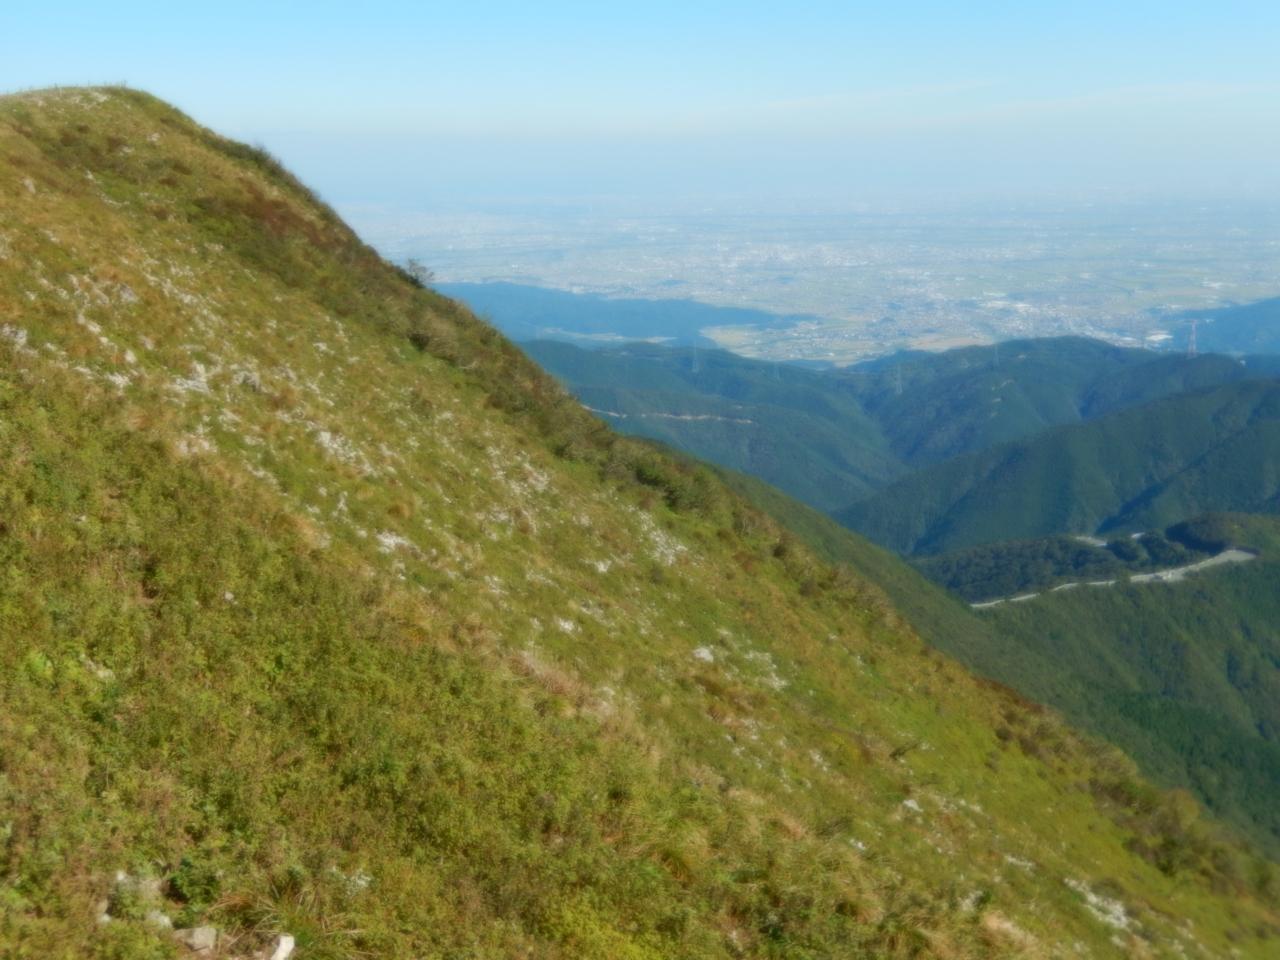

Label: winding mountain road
[971,548,1258,610]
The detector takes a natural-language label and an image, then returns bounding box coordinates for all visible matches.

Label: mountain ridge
[515,334,1280,531]
[841,377,1280,555]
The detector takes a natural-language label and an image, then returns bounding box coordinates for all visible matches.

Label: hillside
[521,336,1280,526]
[522,340,901,511]
[720,475,1280,860]
[842,340,1280,463]
[913,526,1214,603]
[975,515,1280,857]
[2,87,1278,959]
[520,336,1280,558]
[841,338,1148,467]
[1176,297,1280,356]
[840,378,1280,555]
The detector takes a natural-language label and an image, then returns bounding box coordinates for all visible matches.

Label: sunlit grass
[0,86,1276,958]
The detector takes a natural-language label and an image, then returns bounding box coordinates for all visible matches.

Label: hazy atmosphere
[8,2,1279,360]
[7,1,1280,205]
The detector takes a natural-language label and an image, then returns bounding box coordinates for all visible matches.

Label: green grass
[976,515,1280,858]
[725,470,1280,863]
[0,86,1278,958]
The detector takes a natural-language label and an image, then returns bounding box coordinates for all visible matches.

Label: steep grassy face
[973,515,1280,859]
[719,473,1280,859]
[1,88,1278,959]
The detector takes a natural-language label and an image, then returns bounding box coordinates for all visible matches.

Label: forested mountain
[841,337,1152,466]
[10,87,1277,958]
[840,379,1280,555]
[522,336,1280,551]
[522,340,902,510]
[1176,297,1280,356]
[845,343,1280,467]
[913,525,1215,603]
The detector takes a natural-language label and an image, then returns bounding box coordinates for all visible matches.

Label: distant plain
[355,199,1280,363]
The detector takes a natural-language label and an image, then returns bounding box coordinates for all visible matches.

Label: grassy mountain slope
[723,472,1280,864]
[714,471,1015,676]
[840,378,1280,555]
[2,87,1278,958]
[522,340,901,511]
[977,515,1280,858]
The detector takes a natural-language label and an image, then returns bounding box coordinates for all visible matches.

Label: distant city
[348,199,1280,364]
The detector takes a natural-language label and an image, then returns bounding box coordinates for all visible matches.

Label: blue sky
[4,2,1279,207]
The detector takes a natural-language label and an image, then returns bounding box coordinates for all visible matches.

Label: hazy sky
[5,2,1280,208]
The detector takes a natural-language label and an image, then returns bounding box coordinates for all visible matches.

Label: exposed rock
[115,869,164,903]
[268,934,297,960]
[174,925,219,952]
[103,869,164,923]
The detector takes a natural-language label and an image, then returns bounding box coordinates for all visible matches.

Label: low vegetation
[725,474,1280,863]
[1,86,1278,958]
